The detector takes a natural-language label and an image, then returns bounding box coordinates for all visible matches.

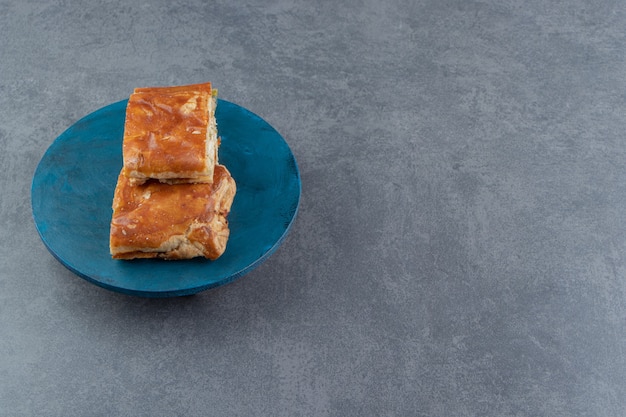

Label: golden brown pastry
[122,82,218,185]
[109,164,236,260]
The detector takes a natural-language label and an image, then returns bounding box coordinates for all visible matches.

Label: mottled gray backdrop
[1,0,625,416]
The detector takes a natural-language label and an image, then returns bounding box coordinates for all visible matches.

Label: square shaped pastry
[110,164,236,260]
[122,82,218,185]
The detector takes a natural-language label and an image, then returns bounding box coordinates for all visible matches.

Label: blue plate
[31,99,301,297]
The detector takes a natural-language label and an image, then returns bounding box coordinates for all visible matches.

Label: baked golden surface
[122,82,218,185]
[110,164,236,260]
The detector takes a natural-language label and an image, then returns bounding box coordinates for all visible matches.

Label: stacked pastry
[109,82,236,260]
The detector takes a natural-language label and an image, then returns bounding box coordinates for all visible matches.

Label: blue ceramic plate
[31,99,300,297]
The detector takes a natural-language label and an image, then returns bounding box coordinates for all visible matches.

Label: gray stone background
[1,0,625,415]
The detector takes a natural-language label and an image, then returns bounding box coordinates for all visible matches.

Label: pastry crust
[110,164,236,260]
[122,82,218,185]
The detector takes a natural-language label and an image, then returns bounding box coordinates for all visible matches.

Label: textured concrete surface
[1,0,625,415]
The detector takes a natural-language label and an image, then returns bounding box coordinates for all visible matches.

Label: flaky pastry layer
[122,82,218,185]
[110,164,236,260]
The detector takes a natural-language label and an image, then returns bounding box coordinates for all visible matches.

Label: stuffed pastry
[110,164,236,260]
[122,82,218,185]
